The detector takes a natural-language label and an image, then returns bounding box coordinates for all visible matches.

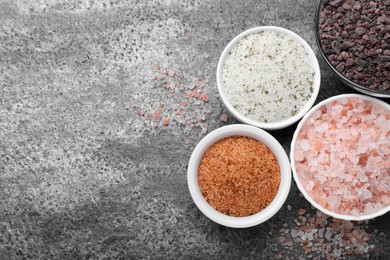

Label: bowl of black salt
[315,0,390,98]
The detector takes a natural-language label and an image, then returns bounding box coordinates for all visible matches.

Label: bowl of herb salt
[217,26,321,130]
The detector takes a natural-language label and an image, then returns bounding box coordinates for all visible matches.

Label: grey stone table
[1,0,389,259]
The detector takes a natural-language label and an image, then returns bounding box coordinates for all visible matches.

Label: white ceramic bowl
[187,124,291,228]
[217,26,321,130]
[291,94,390,221]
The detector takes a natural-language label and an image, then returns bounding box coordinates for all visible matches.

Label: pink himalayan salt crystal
[295,97,390,216]
[220,113,229,122]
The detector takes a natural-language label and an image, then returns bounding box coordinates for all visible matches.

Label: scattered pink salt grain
[152,111,161,120]
[162,118,169,126]
[278,236,286,243]
[194,77,206,88]
[200,123,208,134]
[294,97,390,217]
[131,65,212,139]
[220,113,229,122]
[201,94,209,102]
[272,209,379,259]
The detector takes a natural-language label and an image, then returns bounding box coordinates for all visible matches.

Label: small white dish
[291,94,390,221]
[217,26,321,130]
[187,124,291,228]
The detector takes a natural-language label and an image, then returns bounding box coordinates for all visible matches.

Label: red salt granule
[162,118,169,126]
[152,111,161,120]
[294,97,390,216]
[200,94,209,102]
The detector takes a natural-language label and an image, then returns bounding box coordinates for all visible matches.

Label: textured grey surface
[0,0,389,259]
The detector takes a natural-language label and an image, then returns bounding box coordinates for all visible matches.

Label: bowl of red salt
[187,124,291,228]
[291,94,390,221]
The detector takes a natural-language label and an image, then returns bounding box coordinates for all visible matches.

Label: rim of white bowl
[187,124,291,228]
[216,26,321,130]
[291,93,390,221]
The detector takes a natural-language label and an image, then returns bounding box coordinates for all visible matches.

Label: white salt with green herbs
[221,30,316,123]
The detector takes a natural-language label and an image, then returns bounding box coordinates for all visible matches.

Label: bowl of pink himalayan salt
[291,94,390,221]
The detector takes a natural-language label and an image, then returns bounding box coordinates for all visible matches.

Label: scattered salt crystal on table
[132,65,212,140]
[220,113,229,122]
[324,228,332,240]
[294,97,390,216]
[162,118,169,126]
[291,229,299,238]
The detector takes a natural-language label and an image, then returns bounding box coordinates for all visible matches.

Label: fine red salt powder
[294,97,390,216]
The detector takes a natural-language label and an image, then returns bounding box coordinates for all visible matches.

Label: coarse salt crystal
[299,209,306,215]
[328,195,341,210]
[220,113,229,122]
[318,228,324,238]
[300,139,310,152]
[306,181,315,191]
[162,118,169,126]
[325,228,332,240]
[382,195,390,204]
[317,122,328,133]
[344,174,353,182]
